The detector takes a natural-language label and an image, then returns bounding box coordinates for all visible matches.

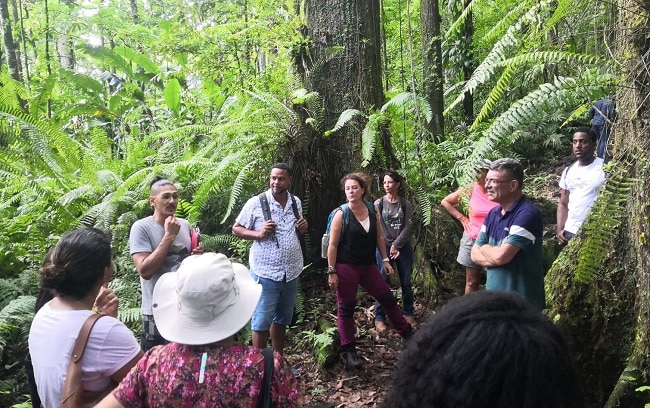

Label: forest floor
[283,159,568,407]
[285,284,458,408]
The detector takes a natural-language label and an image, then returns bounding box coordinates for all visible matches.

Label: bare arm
[556,188,570,244]
[441,188,471,232]
[232,221,276,241]
[96,393,126,408]
[132,216,181,280]
[326,211,344,291]
[375,211,394,275]
[471,242,521,267]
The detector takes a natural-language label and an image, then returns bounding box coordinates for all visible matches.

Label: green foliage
[300,327,338,366]
[0,0,626,403]
[575,161,635,283]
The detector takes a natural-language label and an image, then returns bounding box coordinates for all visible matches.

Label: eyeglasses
[153,193,179,201]
[484,178,512,186]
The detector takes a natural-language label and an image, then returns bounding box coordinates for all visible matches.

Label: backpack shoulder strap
[258,192,271,222]
[340,204,350,225]
[364,200,375,216]
[562,160,577,181]
[289,193,300,220]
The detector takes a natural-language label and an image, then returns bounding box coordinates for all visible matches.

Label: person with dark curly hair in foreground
[382,291,582,408]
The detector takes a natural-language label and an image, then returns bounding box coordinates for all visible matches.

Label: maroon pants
[335,262,409,347]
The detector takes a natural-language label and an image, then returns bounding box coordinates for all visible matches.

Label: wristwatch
[327,266,337,274]
[382,258,390,263]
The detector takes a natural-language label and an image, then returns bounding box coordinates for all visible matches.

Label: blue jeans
[249,269,298,331]
[594,123,611,160]
[374,241,414,321]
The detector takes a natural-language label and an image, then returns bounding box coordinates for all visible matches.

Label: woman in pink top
[441,169,498,293]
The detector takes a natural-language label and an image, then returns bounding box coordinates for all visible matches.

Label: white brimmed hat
[152,253,261,345]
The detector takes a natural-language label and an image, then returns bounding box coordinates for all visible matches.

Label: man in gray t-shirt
[129,177,203,350]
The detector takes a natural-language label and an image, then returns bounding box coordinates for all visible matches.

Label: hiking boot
[405,316,417,328]
[345,350,364,369]
[401,324,415,345]
[375,320,388,333]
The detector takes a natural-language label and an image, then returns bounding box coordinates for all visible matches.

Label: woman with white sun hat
[97,252,299,408]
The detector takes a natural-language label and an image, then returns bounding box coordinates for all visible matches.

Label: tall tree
[294,0,386,261]
[461,0,474,122]
[600,0,650,404]
[545,0,650,405]
[421,0,444,142]
[0,0,21,82]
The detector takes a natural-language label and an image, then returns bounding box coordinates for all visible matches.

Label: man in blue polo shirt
[471,158,545,309]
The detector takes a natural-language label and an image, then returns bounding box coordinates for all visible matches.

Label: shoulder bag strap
[61,314,105,407]
[257,347,274,408]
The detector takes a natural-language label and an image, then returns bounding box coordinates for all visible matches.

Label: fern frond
[472,64,516,126]
[0,295,35,348]
[417,185,432,226]
[117,307,142,324]
[575,162,635,282]
[381,92,432,124]
[326,109,365,136]
[444,0,553,115]
[220,161,258,224]
[361,114,383,167]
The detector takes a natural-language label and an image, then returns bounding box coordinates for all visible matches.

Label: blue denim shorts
[249,269,298,331]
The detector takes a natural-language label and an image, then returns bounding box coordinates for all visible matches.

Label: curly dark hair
[382,291,582,408]
[38,228,112,300]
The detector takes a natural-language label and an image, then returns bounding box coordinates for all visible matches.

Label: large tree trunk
[0,0,21,82]
[461,0,474,123]
[602,0,650,405]
[545,0,650,406]
[291,0,386,266]
[421,0,444,142]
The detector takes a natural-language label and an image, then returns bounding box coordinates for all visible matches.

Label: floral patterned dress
[113,343,299,407]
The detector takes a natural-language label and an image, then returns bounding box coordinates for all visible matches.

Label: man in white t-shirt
[556,127,606,245]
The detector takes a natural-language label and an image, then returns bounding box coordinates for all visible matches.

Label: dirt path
[285,290,442,407]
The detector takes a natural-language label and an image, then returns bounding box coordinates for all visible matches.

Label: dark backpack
[321,200,375,258]
[258,192,300,223]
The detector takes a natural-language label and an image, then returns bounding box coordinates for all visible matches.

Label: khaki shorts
[456,232,481,269]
